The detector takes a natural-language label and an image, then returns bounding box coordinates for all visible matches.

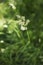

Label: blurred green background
[0,0,43,65]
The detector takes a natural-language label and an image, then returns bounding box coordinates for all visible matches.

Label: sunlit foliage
[0,0,43,65]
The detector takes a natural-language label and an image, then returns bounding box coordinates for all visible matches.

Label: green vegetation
[0,0,43,65]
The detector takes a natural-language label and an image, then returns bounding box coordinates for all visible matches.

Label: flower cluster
[17,16,30,31]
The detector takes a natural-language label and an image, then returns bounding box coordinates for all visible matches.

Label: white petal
[0,40,4,43]
[3,25,8,28]
[1,48,5,53]
[20,26,27,31]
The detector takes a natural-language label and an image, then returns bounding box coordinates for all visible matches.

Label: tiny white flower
[19,21,25,26]
[21,16,25,21]
[9,3,16,9]
[20,25,27,31]
[26,19,30,26]
[21,16,25,19]
[39,38,41,43]
[0,40,4,43]
[1,48,5,53]
[3,25,8,28]
[26,19,30,23]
